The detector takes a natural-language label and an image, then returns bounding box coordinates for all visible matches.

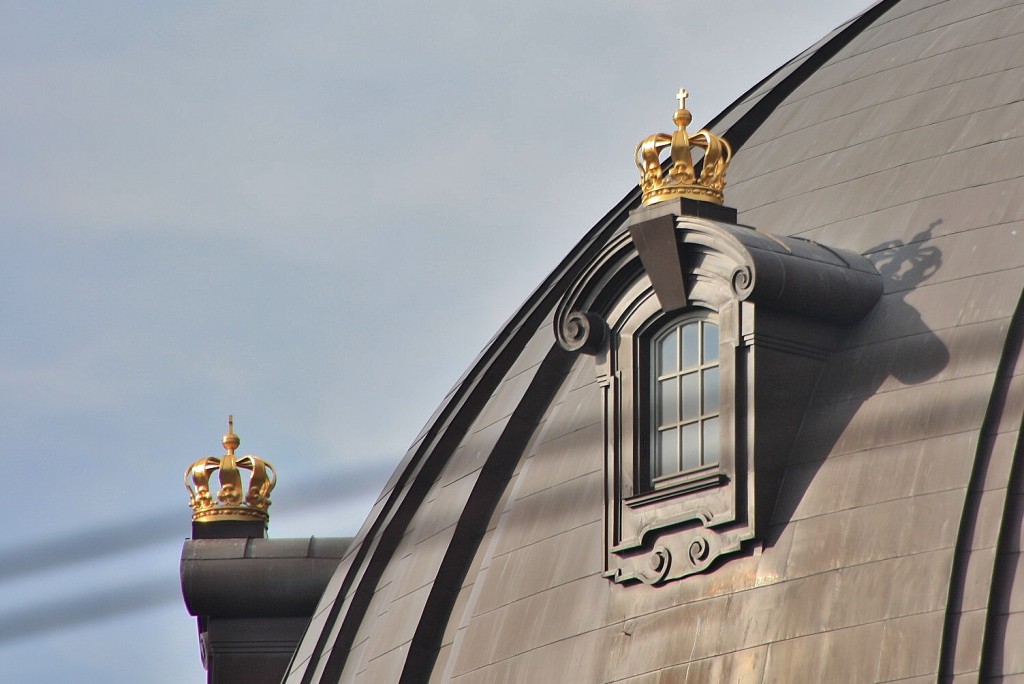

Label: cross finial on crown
[676,88,688,110]
[223,414,240,454]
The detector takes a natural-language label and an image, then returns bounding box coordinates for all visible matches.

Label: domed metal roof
[285,1,1024,680]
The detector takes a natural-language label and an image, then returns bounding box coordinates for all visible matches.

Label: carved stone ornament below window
[554,199,882,584]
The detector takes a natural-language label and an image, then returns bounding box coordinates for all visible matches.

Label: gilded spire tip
[222,414,240,454]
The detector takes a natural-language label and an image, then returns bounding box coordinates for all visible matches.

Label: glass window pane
[658,329,677,375]
[657,428,678,477]
[681,372,699,420]
[703,417,720,465]
[681,322,699,369]
[703,322,719,363]
[649,315,722,487]
[702,366,720,413]
[657,378,677,427]
[681,423,700,471]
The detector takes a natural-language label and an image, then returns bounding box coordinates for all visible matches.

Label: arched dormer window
[649,315,720,484]
[554,203,882,585]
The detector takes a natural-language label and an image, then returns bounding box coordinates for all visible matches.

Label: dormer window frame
[594,279,743,584]
[609,291,737,503]
[554,200,882,586]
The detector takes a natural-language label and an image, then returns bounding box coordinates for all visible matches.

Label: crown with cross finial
[635,88,732,206]
[185,416,277,523]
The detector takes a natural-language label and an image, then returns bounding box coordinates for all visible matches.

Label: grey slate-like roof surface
[285,0,1024,681]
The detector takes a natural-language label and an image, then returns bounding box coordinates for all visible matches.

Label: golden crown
[185,417,277,523]
[636,88,732,206]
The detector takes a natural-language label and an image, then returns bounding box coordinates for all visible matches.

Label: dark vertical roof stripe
[938,286,1024,680]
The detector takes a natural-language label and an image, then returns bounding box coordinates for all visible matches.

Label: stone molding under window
[555,199,882,585]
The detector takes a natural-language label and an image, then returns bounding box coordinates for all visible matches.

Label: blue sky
[0,1,871,681]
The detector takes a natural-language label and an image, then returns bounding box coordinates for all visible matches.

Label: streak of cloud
[0,461,391,581]
[0,578,176,644]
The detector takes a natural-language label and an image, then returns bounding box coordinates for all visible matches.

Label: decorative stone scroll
[555,311,608,355]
